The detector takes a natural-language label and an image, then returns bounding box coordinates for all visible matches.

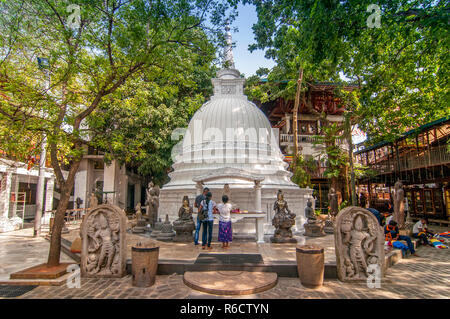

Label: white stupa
[159,25,312,236]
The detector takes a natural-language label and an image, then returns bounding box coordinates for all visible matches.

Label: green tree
[0,0,233,267]
[244,0,449,143]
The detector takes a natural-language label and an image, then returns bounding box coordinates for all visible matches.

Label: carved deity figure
[335,206,384,282]
[328,187,339,216]
[345,216,374,279]
[88,213,118,275]
[81,205,126,278]
[145,181,160,227]
[393,181,405,229]
[271,190,297,242]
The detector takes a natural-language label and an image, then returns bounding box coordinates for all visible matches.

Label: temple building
[354,117,450,221]
[256,82,357,213]
[159,26,312,237]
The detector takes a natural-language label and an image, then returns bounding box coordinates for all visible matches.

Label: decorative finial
[223,21,235,69]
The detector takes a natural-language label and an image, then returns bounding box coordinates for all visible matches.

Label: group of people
[360,193,436,257]
[193,187,233,250]
[384,218,435,257]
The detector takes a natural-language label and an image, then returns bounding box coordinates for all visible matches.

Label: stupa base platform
[60,228,419,280]
[183,271,278,295]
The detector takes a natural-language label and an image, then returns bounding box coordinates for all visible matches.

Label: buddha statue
[303,199,325,237]
[173,196,196,242]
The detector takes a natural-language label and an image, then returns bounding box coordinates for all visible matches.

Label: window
[18,182,37,205]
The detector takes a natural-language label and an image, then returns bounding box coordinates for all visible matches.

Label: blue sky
[230,3,275,77]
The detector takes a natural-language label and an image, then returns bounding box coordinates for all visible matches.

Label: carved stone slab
[81,204,127,278]
[334,206,384,282]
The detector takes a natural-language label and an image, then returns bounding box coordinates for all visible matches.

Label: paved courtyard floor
[0,227,74,282]
[0,226,447,299]
[63,227,338,263]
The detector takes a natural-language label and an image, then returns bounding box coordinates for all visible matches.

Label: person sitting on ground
[385,220,419,257]
[217,195,232,249]
[412,218,434,247]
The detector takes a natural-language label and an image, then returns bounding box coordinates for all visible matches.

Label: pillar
[103,160,119,205]
[1,170,13,219]
[74,159,87,209]
[254,180,262,213]
[11,174,19,218]
[196,181,203,196]
[42,177,55,225]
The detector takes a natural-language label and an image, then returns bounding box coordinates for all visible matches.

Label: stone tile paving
[0,228,74,281]
[12,244,449,299]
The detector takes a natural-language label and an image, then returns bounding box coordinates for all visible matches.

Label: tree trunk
[292,67,303,168]
[46,158,81,267]
[46,190,70,266]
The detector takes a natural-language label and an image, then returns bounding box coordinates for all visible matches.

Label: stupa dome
[159,25,312,236]
[165,65,296,189]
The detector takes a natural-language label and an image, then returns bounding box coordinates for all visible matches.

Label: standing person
[412,218,434,247]
[217,195,232,249]
[194,187,209,246]
[199,192,216,250]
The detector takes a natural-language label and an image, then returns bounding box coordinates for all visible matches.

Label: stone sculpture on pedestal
[150,218,163,238]
[145,181,160,227]
[132,203,147,234]
[270,190,297,243]
[173,196,195,242]
[328,188,339,216]
[393,181,405,229]
[303,199,325,237]
[156,214,175,242]
[334,206,384,282]
[89,192,98,209]
[81,204,127,278]
[324,187,339,234]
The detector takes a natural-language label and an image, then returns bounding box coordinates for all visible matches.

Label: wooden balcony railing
[364,144,450,174]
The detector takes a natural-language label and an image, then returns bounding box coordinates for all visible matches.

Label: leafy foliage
[0,0,232,265]
[243,0,449,143]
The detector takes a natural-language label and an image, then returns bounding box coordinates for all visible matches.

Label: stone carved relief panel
[81,204,127,278]
[334,206,384,282]
[221,85,236,95]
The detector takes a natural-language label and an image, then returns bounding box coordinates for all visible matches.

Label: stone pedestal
[156,215,175,242]
[132,219,147,234]
[323,218,334,234]
[173,221,195,242]
[303,222,326,237]
[150,218,163,238]
[131,242,159,288]
[296,245,324,288]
